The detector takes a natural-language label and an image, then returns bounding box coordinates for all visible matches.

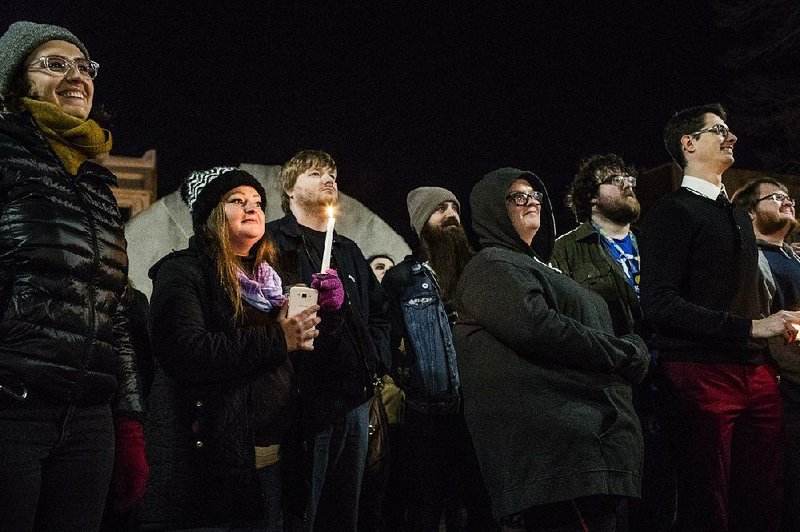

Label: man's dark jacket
[0,110,141,414]
[551,221,643,337]
[640,188,768,363]
[267,212,391,426]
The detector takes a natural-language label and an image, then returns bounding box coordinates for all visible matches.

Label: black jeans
[0,394,114,531]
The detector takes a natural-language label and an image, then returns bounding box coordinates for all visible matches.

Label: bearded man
[267,150,390,531]
[381,187,495,531]
[733,177,800,531]
[551,154,642,336]
[551,154,683,530]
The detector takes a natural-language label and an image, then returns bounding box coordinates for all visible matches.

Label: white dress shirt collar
[681,175,724,200]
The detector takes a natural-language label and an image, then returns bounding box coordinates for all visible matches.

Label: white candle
[320,206,335,272]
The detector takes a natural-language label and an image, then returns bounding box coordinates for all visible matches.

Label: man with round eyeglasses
[553,153,679,530]
[640,103,800,531]
[553,154,642,337]
[733,177,800,531]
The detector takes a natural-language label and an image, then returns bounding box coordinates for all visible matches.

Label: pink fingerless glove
[311,268,345,310]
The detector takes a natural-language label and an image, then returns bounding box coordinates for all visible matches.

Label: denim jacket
[382,257,461,414]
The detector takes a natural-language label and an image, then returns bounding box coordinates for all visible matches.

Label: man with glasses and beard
[552,154,642,337]
[552,154,678,530]
[381,187,495,531]
[733,178,800,531]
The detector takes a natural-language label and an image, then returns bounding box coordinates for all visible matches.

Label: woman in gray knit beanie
[0,21,147,530]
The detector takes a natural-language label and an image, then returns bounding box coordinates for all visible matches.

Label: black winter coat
[141,237,289,528]
[0,110,141,414]
[267,212,391,426]
[454,168,649,518]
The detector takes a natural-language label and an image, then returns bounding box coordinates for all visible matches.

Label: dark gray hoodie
[454,168,649,518]
[469,167,556,262]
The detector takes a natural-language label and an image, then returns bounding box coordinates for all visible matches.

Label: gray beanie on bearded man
[407,186,460,236]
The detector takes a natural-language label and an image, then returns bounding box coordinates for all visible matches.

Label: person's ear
[681,134,697,156]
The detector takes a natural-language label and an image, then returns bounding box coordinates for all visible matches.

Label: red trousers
[662,361,784,532]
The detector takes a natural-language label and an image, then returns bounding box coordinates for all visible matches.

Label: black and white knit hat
[0,21,90,96]
[180,166,267,231]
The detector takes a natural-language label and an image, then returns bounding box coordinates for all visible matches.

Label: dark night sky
[2,2,735,244]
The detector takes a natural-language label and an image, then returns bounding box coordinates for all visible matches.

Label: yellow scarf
[21,97,113,175]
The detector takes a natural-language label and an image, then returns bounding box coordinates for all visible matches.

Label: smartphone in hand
[287,286,319,318]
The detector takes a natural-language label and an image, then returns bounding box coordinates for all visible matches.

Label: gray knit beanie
[0,21,90,96]
[407,186,460,236]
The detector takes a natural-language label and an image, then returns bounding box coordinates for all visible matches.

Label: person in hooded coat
[453,168,650,531]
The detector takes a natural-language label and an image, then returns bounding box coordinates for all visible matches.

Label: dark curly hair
[566,153,637,223]
[663,103,727,169]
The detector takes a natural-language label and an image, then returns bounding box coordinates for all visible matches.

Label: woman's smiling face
[24,40,94,120]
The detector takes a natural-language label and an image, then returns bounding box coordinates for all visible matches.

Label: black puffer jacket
[0,110,141,414]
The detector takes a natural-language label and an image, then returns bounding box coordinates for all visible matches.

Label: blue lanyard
[592,223,640,295]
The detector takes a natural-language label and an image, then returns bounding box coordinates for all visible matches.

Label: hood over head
[469,167,556,261]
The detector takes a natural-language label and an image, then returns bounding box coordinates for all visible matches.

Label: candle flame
[326,205,334,218]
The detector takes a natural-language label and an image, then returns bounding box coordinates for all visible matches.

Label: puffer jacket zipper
[38,127,100,371]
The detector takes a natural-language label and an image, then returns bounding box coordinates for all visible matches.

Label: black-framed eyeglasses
[600,174,637,188]
[506,191,544,206]
[27,56,99,79]
[690,123,731,138]
[756,192,795,206]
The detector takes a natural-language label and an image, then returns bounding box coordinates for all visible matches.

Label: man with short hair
[381,187,494,531]
[733,178,800,531]
[640,104,800,531]
[267,150,390,531]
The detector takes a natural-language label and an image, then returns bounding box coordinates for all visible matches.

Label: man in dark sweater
[733,178,800,531]
[267,150,391,531]
[640,103,800,531]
